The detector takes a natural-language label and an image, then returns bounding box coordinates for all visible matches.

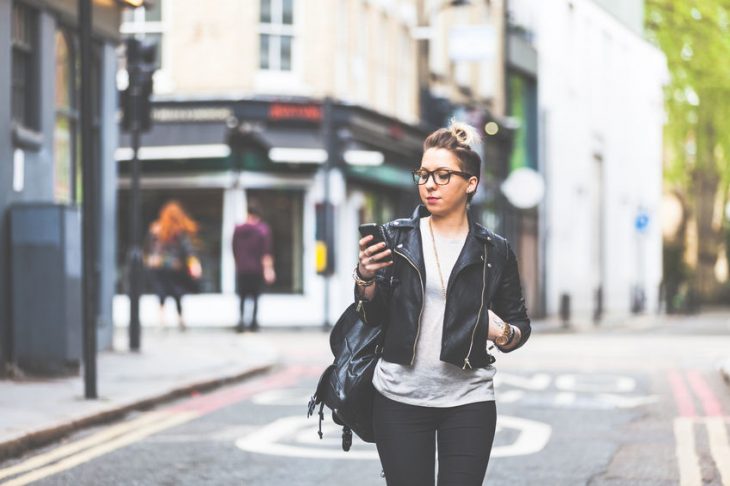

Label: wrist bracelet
[355,265,370,280]
[503,325,517,347]
[353,266,375,287]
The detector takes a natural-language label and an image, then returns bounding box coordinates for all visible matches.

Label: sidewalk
[533,310,730,387]
[0,328,279,461]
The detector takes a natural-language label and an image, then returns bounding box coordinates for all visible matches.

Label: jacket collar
[392,205,495,293]
[398,205,495,246]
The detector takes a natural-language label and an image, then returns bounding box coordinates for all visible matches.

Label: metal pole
[322,98,333,330]
[126,39,143,350]
[129,125,142,350]
[79,0,97,399]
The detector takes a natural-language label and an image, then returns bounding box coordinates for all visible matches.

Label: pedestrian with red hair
[145,201,201,331]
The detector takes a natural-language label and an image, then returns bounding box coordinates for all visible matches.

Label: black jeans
[236,272,263,327]
[373,391,497,486]
[152,268,186,315]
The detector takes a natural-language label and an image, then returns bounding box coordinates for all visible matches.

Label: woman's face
[417,148,478,218]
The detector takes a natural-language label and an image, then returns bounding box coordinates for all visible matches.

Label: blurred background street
[1,0,730,484]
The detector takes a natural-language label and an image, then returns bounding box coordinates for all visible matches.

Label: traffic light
[315,202,335,275]
[121,37,157,133]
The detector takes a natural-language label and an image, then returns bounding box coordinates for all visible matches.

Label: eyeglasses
[412,168,473,185]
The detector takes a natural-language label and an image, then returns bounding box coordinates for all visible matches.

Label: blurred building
[0,1,123,374]
[510,0,667,325]
[113,0,514,327]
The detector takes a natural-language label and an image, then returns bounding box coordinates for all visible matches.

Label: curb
[0,363,275,462]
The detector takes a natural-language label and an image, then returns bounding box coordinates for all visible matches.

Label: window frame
[11,1,41,147]
[258,0,295,72]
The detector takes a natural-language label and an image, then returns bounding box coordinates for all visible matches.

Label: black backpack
[307,302,383,451]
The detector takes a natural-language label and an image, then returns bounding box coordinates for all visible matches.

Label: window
[121,3,163,70]
[54,30,78,203]
[11,2,38,130]
[247,189,304,294]
[53,26,102,204]
[259,0,295,71]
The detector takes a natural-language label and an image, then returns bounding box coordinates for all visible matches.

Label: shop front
[114,98,427,327]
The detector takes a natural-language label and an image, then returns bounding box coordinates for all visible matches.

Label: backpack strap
[342,426,353,451]
[318,402,325,439]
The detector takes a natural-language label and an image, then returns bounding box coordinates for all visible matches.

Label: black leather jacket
[355,205,531,370]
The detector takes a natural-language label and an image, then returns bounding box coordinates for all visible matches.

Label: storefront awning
[345,164,414,189]
[115,144,231,161]
[231,128,327,164]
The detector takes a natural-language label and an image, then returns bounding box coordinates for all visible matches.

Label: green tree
[646,0,730,301]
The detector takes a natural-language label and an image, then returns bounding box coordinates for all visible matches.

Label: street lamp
[122,37,158,351]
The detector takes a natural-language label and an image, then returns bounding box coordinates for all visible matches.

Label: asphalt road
[1,319,729,486]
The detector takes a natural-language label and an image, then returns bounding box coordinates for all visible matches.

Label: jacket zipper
[356,299,369,325]
[394,249,425,365]
[463,244,489,370]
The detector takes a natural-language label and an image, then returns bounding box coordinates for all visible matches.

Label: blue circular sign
[635,212,649,232]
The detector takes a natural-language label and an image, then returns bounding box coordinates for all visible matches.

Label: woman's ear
[467,177,478,194]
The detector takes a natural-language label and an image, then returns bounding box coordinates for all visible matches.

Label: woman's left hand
[488,309,521,349]
[487,309,505,340]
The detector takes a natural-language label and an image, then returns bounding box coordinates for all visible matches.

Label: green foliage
[645,0,730,190]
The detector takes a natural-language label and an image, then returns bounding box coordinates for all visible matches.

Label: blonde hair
[447,119,481,147]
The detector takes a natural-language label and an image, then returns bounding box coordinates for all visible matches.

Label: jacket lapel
[446,234,484,291]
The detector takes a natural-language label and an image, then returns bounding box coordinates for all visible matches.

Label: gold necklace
[428,217,447,299]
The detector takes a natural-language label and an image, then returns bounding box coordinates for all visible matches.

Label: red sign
[388,124,405,140]
[268,103,322,121]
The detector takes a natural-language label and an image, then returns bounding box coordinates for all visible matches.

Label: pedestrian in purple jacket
[232,204,276,332]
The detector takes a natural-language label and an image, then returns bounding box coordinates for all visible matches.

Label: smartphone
[358,223,392,263]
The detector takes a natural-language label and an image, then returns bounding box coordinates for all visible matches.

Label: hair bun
[448,120,481,146]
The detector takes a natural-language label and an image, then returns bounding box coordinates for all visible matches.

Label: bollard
[559,293,571,328]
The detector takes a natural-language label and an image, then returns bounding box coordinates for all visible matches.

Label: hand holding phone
[358,223,393,279]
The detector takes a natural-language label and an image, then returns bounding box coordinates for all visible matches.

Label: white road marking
[553,392,576,406]
[235,414,552,460]
[497,390,525,403]
[674,417,702,486]
[555,374,636,393]
[705,417,730,485]
[494,372,551,391]
[491,416,552,458]
[595,393,659,409]
[236,417,379,460]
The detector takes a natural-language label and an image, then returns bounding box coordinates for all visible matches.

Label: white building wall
[531,0,667,324]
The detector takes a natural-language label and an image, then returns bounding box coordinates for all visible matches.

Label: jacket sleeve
[491,242,531,351]
[232,228,239,262]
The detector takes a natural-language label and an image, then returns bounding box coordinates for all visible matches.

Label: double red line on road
[668,370,730,486]
[669,370,724,417]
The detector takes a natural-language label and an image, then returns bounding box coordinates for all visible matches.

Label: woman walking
[353,121,531,485]
[145,201,201,331]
